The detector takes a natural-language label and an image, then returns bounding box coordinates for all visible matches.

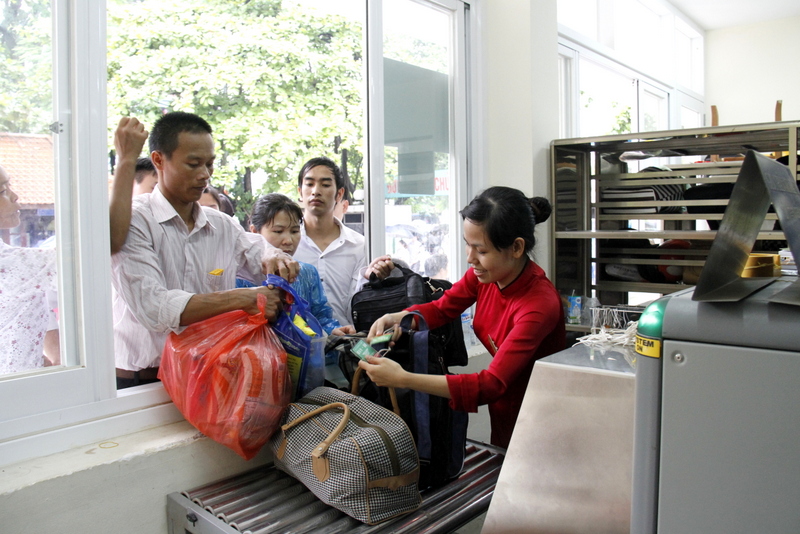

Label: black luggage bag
[350,264,468,367]
[328,313,469,490]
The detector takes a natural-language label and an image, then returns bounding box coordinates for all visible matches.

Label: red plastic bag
[159,294,291,459]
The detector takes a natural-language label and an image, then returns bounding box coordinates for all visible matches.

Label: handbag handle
[350,367,401,416]
[265,274,303,310]
[276,402,351,483]
[400,310,428,332]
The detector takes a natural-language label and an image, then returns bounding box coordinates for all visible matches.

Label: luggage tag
[369,330,395,354]
[352,340,378,361]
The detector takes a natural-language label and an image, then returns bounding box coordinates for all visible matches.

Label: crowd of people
[2,111,565,448]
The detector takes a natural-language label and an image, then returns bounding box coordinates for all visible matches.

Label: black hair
[134,157,156,184]
[296,156,344,192]
[149,111,212,158]
[250,193,304,232]
[459,186,552,253]
[202,185,236,217]
[424,254,448,278]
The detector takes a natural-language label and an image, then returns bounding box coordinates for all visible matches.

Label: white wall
[705,15,800,126]
[483,0,559,275]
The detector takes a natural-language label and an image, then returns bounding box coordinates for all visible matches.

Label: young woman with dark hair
[237,193,355,336]
[359,186,565,448]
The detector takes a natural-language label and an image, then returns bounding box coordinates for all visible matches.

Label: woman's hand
[367,311,412,342]
[358,355,406,388]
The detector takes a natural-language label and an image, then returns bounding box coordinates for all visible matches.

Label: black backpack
[350,264,468,367]
[329,312,468,490]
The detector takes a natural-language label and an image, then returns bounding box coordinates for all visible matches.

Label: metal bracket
[49,121,63,134]
[693,150,800,305]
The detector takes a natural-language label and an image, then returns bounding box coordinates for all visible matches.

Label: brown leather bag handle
[351,367,401,417]
[276,402,350,483]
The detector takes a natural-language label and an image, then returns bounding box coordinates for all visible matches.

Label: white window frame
[366,0,474,276]
[557,0,706,139]
[558,44,579,138]
[0,0,482,468]
[1,0,187,468]
[638,80,670,132]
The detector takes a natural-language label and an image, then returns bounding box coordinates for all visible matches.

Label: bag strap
[350,366,401,416]
[265,273,324,335]
[399,310,429,332]
[276,401,350,483]
[265,274,301,304]
[400,311,433,460]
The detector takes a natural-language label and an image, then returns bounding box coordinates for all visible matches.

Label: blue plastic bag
[265,274,326,399]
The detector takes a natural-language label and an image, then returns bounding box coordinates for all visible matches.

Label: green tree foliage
[0,0,52,133]
[609,102,632,135]
[107,0,364,220]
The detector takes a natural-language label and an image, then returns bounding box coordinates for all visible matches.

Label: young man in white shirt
[293,157,392,326]
[111,112,297,388]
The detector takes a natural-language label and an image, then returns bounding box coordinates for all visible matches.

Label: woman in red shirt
[359,186,565,448]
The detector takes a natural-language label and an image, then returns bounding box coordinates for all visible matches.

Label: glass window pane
[1,1,61,377]
[640,83,668,132]
[681,106,702,129]
[578,57,636,137]
[107,0,365,219]
[382,0,454,280]
[557,0,598,41]
[613,0,668,72]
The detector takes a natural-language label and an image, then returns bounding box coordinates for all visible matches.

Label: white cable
[574,321,638,348]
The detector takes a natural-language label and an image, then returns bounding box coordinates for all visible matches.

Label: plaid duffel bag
[268,387,421,524]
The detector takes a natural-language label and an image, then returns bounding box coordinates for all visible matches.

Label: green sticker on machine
[352,340,377,361]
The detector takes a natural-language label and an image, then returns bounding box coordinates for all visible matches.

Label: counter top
[539,341,636,374]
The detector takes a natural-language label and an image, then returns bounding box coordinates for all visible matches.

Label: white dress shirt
[293,217,366,326]
[111,187,267,371]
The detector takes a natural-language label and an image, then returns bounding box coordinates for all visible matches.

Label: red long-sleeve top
[408,260,565,448]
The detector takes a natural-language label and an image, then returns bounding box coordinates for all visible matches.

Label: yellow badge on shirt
[208,269,224,276]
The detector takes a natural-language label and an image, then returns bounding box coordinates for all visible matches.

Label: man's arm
[179,285,283,326]
[110,117,148,254]
[43,329,60,366]
[113,212,289,333]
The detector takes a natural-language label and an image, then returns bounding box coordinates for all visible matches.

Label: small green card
[352,339,377,361]
[370,333,393,345]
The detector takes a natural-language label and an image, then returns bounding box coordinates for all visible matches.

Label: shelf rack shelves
[551,121,800,314]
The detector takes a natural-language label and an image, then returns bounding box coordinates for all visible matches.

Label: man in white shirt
[111,112,297,388]
[293,157,392,326]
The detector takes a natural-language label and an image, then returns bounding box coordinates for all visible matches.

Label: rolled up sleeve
[112,221,192,334]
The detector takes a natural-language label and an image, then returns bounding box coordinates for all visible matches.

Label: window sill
[1,419,272,534]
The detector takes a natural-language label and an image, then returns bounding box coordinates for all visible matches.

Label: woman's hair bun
[529,196,552,223]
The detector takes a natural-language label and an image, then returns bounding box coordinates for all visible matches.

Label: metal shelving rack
[551,121,800,331]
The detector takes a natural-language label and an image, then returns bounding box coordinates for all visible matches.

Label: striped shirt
[111,187,268,371]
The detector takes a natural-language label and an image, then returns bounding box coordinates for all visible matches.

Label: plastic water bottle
[461,310,478,346]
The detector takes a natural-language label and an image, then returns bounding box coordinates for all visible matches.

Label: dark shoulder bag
[350,264,468,367]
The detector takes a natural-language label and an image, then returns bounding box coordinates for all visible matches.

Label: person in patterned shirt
[0,164,60,374]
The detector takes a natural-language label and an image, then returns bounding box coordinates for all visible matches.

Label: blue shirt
[236,261,342,335]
